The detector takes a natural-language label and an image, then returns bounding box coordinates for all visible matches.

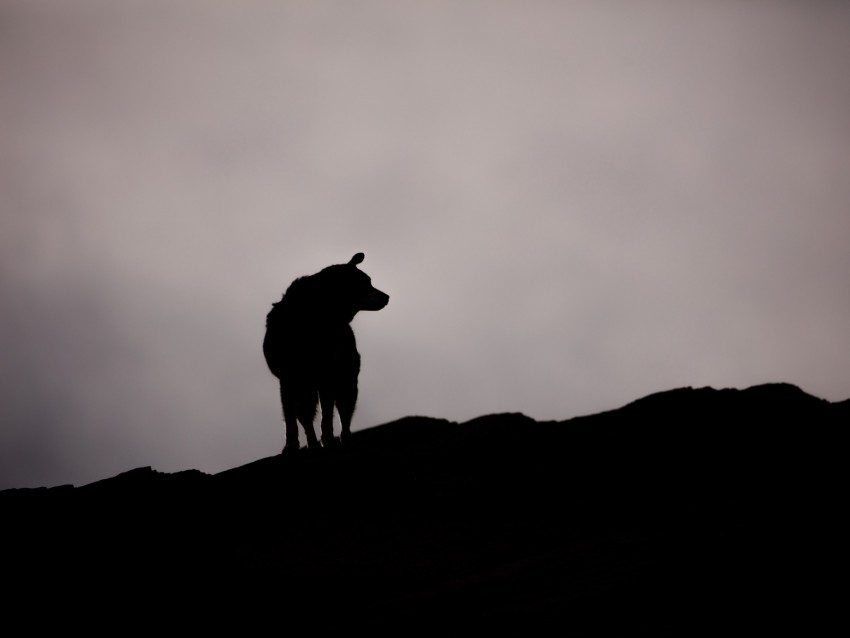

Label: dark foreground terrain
[3,383,845,634]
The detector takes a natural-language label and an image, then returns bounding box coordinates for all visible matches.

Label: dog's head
[310,253,389,321]
[346,253,390,311]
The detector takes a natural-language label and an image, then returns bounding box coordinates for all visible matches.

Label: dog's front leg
[319,389,338,448]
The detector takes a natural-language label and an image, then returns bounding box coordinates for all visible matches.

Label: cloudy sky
[2,0,849,489]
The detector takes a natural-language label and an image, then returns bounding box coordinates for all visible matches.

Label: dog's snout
[364,288,389,311]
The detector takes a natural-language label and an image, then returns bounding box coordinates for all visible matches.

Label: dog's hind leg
[280,382,301,454]
[301,421,320,450]
[297,390,321,450]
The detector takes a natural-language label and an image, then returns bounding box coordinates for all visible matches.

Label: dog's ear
[349,253,365,266]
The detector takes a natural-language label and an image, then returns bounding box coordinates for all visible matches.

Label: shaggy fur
[263,253,389,451]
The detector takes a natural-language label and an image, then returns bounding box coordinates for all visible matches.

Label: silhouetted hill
[2,383,845,634]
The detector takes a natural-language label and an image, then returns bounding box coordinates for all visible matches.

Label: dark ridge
[347,414,456,451]
[1,383,844,634]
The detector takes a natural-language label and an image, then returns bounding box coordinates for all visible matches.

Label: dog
[263,253,389,452]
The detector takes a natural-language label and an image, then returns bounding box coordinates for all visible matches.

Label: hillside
[2,383,845,634]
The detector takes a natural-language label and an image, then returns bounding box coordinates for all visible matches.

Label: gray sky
[2,0,849,489]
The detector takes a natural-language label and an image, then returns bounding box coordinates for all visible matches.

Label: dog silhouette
[263,253,389,452]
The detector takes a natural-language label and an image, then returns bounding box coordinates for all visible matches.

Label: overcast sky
[2,0,849,489]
